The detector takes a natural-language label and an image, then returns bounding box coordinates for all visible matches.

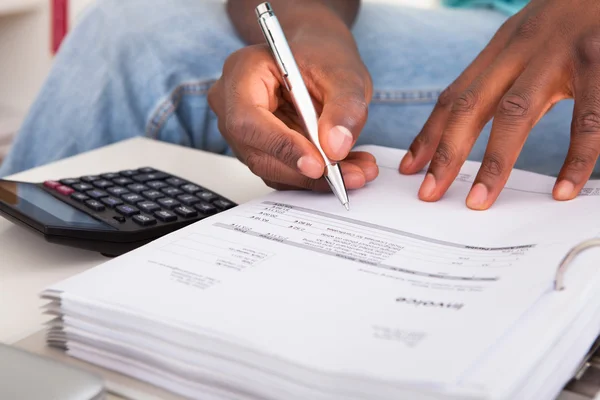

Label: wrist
[277,3,357,49]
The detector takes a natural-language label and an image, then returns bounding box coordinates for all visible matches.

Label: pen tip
[344,203,349,211]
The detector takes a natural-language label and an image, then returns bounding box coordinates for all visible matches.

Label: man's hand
[208,0,378,191]
[399,0,600,209]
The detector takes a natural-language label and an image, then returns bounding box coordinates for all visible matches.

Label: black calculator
[0,167,236,256]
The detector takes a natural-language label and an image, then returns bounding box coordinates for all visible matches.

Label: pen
[255,2,350,211]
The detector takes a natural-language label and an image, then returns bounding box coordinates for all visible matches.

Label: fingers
[553,72,600,201]
[213,48,327,181]
[208,45,379,193]
[251,151,378,192]
[226,104,327,180]
[400,18,519,175]
[316,67,373,161]
[417,51,527,203]
[466,56,568,209]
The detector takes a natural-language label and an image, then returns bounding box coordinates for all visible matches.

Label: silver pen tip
[344,203,349,211]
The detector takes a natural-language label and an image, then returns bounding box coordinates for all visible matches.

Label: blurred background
[0,0,440,162]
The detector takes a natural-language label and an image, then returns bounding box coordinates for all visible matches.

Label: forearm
[226,0,360,45]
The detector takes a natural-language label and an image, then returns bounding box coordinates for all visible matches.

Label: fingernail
[554,180,575,201]
[419,173,437,200]
[400,151,414,171]
[466,183,488,209]
[328,126,354,159]
[297,156,323,179]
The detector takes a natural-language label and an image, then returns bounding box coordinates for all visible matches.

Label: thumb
[318,77,371,161]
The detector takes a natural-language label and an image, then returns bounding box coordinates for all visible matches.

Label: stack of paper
[42,145,600,399]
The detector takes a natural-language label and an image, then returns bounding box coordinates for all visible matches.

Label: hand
[208,34,378,192]
[399,0,600,209]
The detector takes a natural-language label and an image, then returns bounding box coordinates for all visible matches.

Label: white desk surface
[0,137,272,344]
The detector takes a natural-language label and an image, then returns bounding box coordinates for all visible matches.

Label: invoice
[47,145,600,390]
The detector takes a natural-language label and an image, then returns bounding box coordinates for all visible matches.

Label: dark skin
[400,0,600,210]
[209,0,378,192]
[212,0,600,209]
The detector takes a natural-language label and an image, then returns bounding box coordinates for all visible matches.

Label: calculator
[0,167,236,256]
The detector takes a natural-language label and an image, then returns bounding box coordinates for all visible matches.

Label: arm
[226,0,361,45]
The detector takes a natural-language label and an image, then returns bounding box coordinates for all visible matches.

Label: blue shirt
[442,0,528,15]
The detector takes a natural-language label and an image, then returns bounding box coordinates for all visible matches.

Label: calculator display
[0,181,115,230]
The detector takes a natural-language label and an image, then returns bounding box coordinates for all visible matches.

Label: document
[45,145,600,396]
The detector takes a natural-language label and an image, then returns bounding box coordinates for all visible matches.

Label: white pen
[255,2,350,211]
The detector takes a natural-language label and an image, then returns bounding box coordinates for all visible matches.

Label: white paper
[45,145,600,394]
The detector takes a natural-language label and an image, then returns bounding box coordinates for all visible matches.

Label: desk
[0,137,272,345]
[0,138,594,400]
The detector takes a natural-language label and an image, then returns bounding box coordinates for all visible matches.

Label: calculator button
[142,190,165,201]
[133,172,169,183]
[154,210,177,222]
[101,197,123,208]
[157,197,181,210]
[59,178,80,186]
[86,189,109,199]
[174,206,198,218]
[56,185,75,196]
[194,202,217,215]
[71,192,90,202]
[146,180,168,190]
[113,216,126,223]
[177,194,200,206]
[198,191,217,202]
[113,177,133,186]
[138,167,156,173]
[101,173,120,180]
[165,177,186,187]
[93,179,114,189]
[116,205,140,216]
[127,183,149,193]
[181,184,203,194]
[162,187,183,197]
[119,169,137,177]
[122,193,144,204]
[85,199,105,211]
[133,214,157,226]
[44,180,61,189]
[81,175,100,183]
[213,199,235,210]
[72,183,94,192]
[107,186,129,196]
[138,201,161,213]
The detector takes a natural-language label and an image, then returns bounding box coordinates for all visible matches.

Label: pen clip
[264,25,289,78]
[257,6,291,90]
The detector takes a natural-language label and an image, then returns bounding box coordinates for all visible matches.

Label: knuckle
[497,15,520,37]
[480,152,505,178]
[431,141,457,168]
[451,89,479,116]
[411,131,431,152]
[575,111,600,135]
[267,134,298,166]
[437,85,458,109]
[577,31,600,65]
[332,92,370,125]
[513,14,542,42]
[245,151,265,175]
[226,113,259,143]
[498,93,531,118]
[564,152,596,173]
